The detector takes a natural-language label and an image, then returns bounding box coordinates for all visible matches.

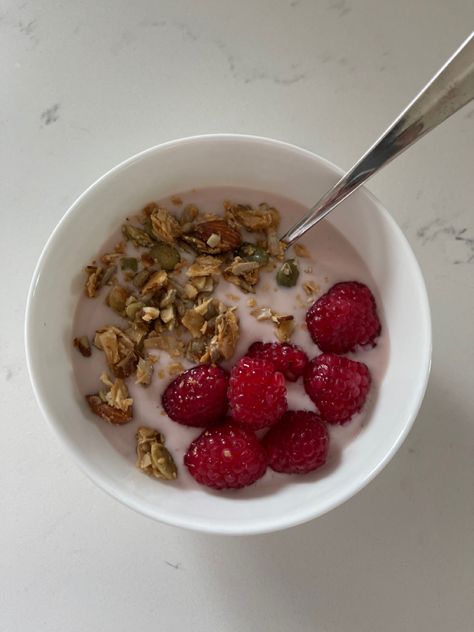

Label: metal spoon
[281,32,474,247]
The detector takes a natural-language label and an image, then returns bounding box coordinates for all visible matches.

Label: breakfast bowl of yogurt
[25,134,431,534]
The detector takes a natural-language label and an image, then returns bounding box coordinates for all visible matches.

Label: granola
[135,427,177,480]
[78,197,318,428]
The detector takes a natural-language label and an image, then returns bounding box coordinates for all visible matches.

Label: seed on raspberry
[263,410,329,474]
[306,281,381,354]
[304,353,371,424]
[184,422,267,489]
[246,341,309,382]
[227,356,287,430]
[162,364,228,427]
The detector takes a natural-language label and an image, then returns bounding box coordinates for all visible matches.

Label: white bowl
[25,135,431,535]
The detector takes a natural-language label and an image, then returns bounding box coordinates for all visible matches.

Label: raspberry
[304,353,371,424]
[306,281,381,354]
[184,422,267,489]
[247,341,309,382]
[162,364,228,427]
[227,357,287,430]
[263,410,329,474]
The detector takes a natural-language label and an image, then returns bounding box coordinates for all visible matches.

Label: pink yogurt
[72,187,389,492]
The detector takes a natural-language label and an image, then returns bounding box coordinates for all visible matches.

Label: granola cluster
[75,197,315,480]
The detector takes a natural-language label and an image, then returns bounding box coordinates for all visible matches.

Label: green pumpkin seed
[150,242,180,271]
[238,242,269,265]
[276,259,299,287]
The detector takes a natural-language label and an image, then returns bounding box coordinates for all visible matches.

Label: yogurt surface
[72,186,389,491]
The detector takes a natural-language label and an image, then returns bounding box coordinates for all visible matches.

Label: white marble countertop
[2,1,473,630]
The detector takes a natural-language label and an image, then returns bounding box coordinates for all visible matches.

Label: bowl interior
[26,135,431,534]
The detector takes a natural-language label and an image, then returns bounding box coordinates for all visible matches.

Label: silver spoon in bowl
[281,31,474,247]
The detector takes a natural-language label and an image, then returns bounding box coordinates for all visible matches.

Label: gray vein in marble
[138,18,307,86]
[41,104,60,126]
[165,561,182,570]
[465,107,474,120]
[17,18,36,37]
[69,122,92,135]
[3,367,13,381]
[327,0,352,17]
[417,219,474,264]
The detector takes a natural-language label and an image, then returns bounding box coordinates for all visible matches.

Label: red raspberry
[247,341,309,382]
[184,422,267,489]
[263,410,329,474]
[162,364,228,427]
[306,281,381,354]
[227,357,287,430]
[304,353,371,424]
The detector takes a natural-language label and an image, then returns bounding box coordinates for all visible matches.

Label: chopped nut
[194,220,242,253]
[294,243,311,258]
[183,282,198,299]
[180,204,199,224]
[86,394,133,424]
[250,307,274,321]
[159,288,177,308]
[102,264,118,287]
[95,326,138,378]
[150,207,182,243]
[141,270,168,295]
[186,256,221,277]
[136,427,177,480]
[272,314,295,342]
[122,224,155,247]
[142,306,161,322]
[160,304,175,324]
[125,321,149,347]
[213,308,239,360]
[135,357,155,386]
[266,230,284,257]
[247,297,257,307]
[101,252,122,265]
[142,202,158,217]
[181,234,222,254]
[73,336,91,357]
[100,372,133,412]
[182,308,205,338]
[303,280,319,296]
[224,201,277,232]
[125,297,145,321]
[171,195,183,206]
[86,373,133,423]
[225,256,260,276]
[190,276,207,291]
[223,272,256,294]
[84,265,103,298]
[140,252,155,268]
[106,285,130,314]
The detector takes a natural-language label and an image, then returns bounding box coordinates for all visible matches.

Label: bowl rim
[25,133,432,535]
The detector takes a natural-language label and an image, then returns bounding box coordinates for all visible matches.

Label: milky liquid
[72,187,389,492]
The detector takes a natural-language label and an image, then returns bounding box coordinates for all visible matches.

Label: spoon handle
[281,31,474,246]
